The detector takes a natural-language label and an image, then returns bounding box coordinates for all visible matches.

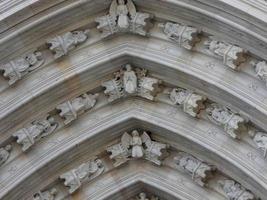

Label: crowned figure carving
[60,158,104,194]
[131,192,159,200]
[33,188,57,200]
[159,22,200,50]
[251,61,267,87]
[174,152,216,187]
[13,116,58,152]
[0,144,12,167]
[102,64,161,102]
[170,88,206,117]
[205,40,246,70]
[249,128,267,158]
[107,130,168,167]
[56,93,98,125]
[206,104,246,139]
[47,30,89,59]
[0,51,44,85]
[95,0,152,38]
[219,180,256,200]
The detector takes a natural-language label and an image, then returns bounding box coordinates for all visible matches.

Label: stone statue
[205,40,246,70]
[159,22,200,50]
[0,51,44,85]
[174,152,216,187]
[33,188,57,200]
[249,128,267,158]
[219,180,256,200]
[102,65,161,102]
[47,30,89,59]
[60,158,104,194]
[0,145,12,167]
[170,88,206,117]
[206,104,246,139]
[56,93,98,124]
[107,130,168,167]
[95,0,152,38]
[13,116,58,152]
[132,192,159,200]
[252,61,267,87]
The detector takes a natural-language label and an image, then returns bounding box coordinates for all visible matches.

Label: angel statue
[123,64,138,94]
[95,0,152,38]
[107,130,168,167]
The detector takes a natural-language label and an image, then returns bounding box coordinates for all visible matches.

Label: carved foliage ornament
[131,192,159,200]
[252,61,267,87]
[205,39,246,70]
[0,51,44,85]
[95,0,152,38]
[13,116,58,152]
[47,30,89,59]
[102,64,161,102]
[219,180,256,200]
[170,88,206,117]
[33,188,57,200]
[0,144,12,167]
[56,93,98,125]
[107,130,168,167]
[249,128,267,158]
[159,22,200,50]
[174,152,216,187]
[206,104,246,139]
[60,157,104,194]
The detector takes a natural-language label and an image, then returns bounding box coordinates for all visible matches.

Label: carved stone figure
[249,129,267,158]
[13,116,58,152]
[170,88,206,117]
[95,0,152,38]
[107,130,168,167]
[102,65,161,102]
[159,22,200,50]
[252,61,267,87]
[174,152,216,186]
[0,145,12,167]
[56,93,98,125]
[47,30,89,59]
[132,192,159,200]
[33,188,57,200]
[205,40,246,70]
[219,180,256,200]
[60,158,104,194]
[206,104,246,139]
[0,51,44,85]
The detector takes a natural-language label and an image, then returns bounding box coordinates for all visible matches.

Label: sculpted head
[125,64,132,71]
[118,0,125,5]
[132,130,140,137]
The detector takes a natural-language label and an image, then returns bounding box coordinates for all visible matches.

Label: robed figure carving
[95,0,152,38]
[123,65,138,94]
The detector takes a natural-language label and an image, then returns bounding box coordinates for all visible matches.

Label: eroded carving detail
[205,40,246,70]
[159,22,200,50]
[47,30,89,59]
[95,0,152,38]
[33,188,57,200]
[0,145,12,167]
[56,93,98,125]
[102,65,161,102]
[13,116,58,151]
[107,130,168,167]
[60,158,104,194]
[219,180,256,200]
[132,192,159,200]
[249,128,267,158]
[206,104,246,139]
[170,88,206,117]
[252,61,267,87]
[0,51,44,85]
[174,152,216,186]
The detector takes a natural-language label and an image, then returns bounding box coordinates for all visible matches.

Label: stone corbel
[205,39,247,70]
[47,30,89,59]
[159,22,200,50]
[107,130,168,167]
[0,51,44,85]
[59,157,104,194]
[174,152,216,187]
